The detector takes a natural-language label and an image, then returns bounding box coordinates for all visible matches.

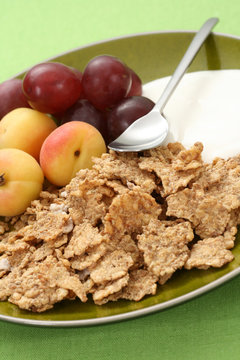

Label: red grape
[23,62,82,114]
[0,78,31,119]
[127,68,142,97]
[57,99,108,142]
[107,96,155,142]
[82,55,131,111]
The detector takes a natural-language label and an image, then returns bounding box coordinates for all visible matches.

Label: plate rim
[1,265,240,327]
[9,29,240,81]
[1,29,240,327]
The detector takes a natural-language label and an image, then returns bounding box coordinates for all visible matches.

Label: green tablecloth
[0,1,240,359]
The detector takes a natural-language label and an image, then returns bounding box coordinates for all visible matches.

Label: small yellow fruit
[0,148,44,216]
[0,107,57,160]
[40,121,106,186]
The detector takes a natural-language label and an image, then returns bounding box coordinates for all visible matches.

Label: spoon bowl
[109,107,168,152]
[108,17,219,152]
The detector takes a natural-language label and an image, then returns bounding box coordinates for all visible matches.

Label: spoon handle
[155,17,219,113]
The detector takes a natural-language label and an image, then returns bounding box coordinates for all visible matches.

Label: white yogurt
[142,70,240,163]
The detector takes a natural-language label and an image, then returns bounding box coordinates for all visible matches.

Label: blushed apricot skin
[0,107,57,160]
[40,121,106,186]
[0,148,44,216]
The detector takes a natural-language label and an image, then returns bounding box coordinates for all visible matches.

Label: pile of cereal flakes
[0,141,240,312]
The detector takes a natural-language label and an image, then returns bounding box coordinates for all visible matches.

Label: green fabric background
[0,0,240,359]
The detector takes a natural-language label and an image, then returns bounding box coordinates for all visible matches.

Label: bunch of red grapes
[0,55,155,144]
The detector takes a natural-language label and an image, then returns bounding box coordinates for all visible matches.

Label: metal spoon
[108,17,219,152]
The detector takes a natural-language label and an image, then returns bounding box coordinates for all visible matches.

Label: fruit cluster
[0,55,155,217]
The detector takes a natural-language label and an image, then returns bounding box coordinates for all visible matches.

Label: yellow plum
[40,121,106,186]
[0,107,57,160]
[0,148,44,216]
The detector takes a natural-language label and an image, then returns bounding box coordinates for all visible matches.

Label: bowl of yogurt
[143,69,240,163]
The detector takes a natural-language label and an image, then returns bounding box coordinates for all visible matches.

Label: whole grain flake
[0,141,239,312]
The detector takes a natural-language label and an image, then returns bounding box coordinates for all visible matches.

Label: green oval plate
[1,30,240,327]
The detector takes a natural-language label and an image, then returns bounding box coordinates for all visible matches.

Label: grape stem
[0,173,5,186]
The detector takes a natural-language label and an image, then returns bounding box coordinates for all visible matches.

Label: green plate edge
[1,30,240,327]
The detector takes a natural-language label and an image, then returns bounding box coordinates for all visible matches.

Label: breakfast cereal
[0,141,239,312]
